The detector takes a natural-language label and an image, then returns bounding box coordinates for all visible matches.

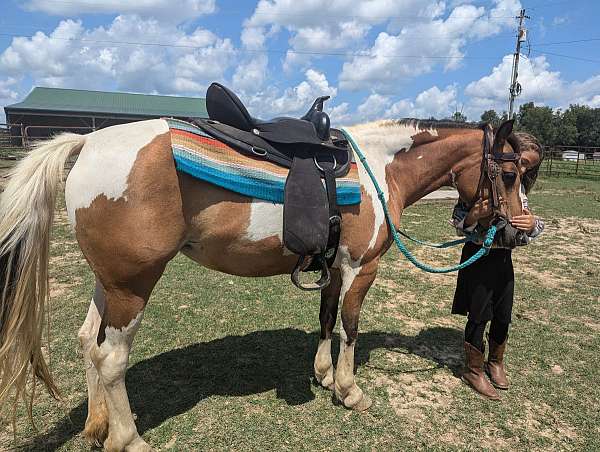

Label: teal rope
[341,128,496,274]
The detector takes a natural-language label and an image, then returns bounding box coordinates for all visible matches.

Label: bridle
[472,123,520,217]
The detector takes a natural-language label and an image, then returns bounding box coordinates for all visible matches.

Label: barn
[3,86,207,145]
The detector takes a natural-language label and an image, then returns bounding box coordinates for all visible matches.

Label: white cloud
[0,78,20,122]
[464,54,562,116]
[232,55,269,92]
[0,16,236,96]
[329,102,352,124]
[339,0,521,91]
[357,93,391,120]
[244,0,443,71]
[347,84,458,123]
[23,0,216,23]
[385,85,458,119]
[242,69,337,118]
[552,15,569,26]
[464,54,600,118]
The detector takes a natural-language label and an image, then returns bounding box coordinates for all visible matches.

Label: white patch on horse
[244,200,283,242]
[101,311,143,351]
[344,121,417,254]
[78,282,106,436]
[338,248,362,302]
[314,338,334,388]
[90,310,145,449]
[65,119,169,225]
[244,200,292,255]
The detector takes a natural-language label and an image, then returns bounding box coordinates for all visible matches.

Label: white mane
[343,120,438,157]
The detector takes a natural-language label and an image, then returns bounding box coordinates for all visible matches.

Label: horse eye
[502,171,517,185]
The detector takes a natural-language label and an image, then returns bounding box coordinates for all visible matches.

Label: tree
[451,111,467,122]
[555,107,577,146]
[516,102,557,146]
[563,104,600,147]
[481,109,501,127]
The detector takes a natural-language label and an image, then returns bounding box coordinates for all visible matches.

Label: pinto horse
[0,118,528,451]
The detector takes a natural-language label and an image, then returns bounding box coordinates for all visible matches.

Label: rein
[340,128,496,274]
[473,123,520,214]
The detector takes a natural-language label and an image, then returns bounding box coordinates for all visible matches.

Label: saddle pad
[167,118,361,205]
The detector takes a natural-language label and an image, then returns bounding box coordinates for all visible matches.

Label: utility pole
[508,8,529,119]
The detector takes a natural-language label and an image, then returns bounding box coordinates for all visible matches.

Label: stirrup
[290,255,331,291]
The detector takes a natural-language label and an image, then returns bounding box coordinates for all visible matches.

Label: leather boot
[462,342,500,401]
[486,336,509,390]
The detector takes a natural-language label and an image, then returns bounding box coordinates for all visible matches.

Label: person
[452,133,544,401]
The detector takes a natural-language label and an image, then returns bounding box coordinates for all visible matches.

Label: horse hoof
[125,437,154,452]
[314,366,335,391]
[351,394,373,411]
[336,384,373,411]
[318,373,335,391]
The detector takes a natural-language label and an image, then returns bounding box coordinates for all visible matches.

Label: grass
[1,176,599,451]
[541,159,600,180]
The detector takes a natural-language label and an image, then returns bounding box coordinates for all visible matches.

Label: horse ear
[492,119,514,156]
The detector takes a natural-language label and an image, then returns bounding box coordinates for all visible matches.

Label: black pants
[452,242,514,350]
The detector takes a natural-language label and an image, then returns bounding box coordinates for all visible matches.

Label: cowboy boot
[486,335,509,390]
[462,342,500,401]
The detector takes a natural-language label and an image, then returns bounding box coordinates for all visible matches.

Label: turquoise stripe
[174,153,361,205]
[173,145,286,185]
[168,119,361,205]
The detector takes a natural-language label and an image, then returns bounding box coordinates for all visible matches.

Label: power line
[530,49,600,64]
[17,1,521,20]
[0,32,506,60]
[531,37,600,46]
[0,24,514,42]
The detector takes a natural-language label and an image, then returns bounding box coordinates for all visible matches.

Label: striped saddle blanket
[167,118,361,205]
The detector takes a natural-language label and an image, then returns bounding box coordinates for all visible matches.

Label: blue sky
[1,0,599,124]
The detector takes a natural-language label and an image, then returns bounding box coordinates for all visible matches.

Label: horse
[0,117,530,451]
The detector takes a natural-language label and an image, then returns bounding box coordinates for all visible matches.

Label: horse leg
[314,268,341,390]
[334,259,378,411]
[78,280,108,446]
[87,274,161,452]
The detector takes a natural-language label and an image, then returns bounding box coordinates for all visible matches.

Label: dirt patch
[507,401,578,445]
[378,372,459,422]
[50,250,85,265]
[49,276,83,298]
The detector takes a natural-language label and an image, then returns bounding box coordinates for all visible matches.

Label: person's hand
[465,199,494,226]
[511,208,536,232]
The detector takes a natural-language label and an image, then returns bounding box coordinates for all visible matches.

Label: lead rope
[340,128,496,274]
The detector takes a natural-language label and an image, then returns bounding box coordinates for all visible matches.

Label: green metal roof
[5,87,207,118]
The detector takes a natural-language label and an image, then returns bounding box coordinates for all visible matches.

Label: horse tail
[0,133,86,419]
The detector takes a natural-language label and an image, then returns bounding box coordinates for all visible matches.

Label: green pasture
[1,176,599,451]
[541,158,600,179]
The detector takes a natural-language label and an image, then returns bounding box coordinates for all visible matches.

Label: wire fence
[541,145,600,179]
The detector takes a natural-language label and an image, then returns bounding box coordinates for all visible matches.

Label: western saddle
[191,83,354,290]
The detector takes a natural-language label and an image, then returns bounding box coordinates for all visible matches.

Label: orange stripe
[172,128,231,150]
[170,126,361,183]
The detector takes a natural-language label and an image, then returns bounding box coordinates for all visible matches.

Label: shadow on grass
[23,326,462,450]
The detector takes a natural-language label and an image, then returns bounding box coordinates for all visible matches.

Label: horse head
[455,119,524,226]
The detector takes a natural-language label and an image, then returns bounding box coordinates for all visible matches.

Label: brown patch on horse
[176,174,299,276]
[410,131,438,147]
[178,175,379,275]
[75,132,186,338]
[337,188,376,262]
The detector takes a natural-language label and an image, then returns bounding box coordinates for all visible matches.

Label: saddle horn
[302,96,331,141]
